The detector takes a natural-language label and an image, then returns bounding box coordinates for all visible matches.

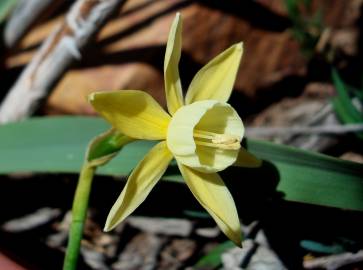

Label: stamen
[193,130,216,140]
[212,134,239,145]
[194,129,240,150]
[195,140,240,150]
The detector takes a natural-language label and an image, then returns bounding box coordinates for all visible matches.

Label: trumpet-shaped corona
[167,100,243,173]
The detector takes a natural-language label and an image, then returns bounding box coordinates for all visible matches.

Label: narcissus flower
[89,13,261,246]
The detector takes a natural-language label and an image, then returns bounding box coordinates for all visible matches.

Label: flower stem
[63,163,95,270]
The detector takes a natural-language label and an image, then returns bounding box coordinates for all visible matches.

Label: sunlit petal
[104,141,173,231]
[234,147,262,168]
[178,163,242,246]
[89,90,171,140]
[185,43,243,104]
[164,12,184,115]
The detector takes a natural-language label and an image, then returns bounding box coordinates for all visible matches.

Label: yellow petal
[185,43,243,104]
[164,12,184,115]
[89,90,171,140]
[178,163,242,246]
[104,141,173,231]
[234,147,262,168]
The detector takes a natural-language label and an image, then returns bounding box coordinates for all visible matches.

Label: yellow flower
[89,13,261,246]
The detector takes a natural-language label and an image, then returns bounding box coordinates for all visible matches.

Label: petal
[234,147,262,168]
[178,163,242,246]
[89,90,171,140]
[104,141,173,231]
[185,43,243,104]
[164,13,184,115]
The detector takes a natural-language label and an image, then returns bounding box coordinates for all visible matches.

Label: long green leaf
[0,117,362,211]
[245,140,363,211]
[0,116,149,176]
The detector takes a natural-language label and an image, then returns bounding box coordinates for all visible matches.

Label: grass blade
[332,69,363,122]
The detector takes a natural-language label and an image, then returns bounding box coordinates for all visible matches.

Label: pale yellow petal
[164,12,184,115]
[185,43,243,104]
[89,90,171,140]
[104,141,173,231]
[178,163,242,246]
[234,147,262,168]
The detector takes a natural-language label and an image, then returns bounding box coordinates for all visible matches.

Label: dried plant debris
[126,217,193,237]
[304,250,363,270]
[159,239,197,270]
[1,207,61,233]
[248,83,345,151]
[112,233,165,270]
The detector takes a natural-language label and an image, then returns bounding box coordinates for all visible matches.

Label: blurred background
[0,0,363,269]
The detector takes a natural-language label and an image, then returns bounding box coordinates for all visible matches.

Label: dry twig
[246,124,363,137]
[0,0,126,123]
[304,250,363,270]
[4,0,65,47]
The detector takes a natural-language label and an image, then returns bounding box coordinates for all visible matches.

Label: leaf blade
[0,116,362,211]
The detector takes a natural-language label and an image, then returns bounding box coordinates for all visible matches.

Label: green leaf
[331,68,363,139]
[0,117,362,211]
[0,0,17,23]
[332,68,363,122]
[0,116,150,175]
[300,240,344,254]
[245,140,363,211]
[284,0,322,57]
[194,241,234,269]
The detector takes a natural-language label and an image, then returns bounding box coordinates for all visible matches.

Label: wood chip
[1,207,61,232]
[112,233,165,270]
[127,217,193,237]
[159,239,197,270]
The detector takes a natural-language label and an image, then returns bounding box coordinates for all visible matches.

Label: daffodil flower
[89,13,261,246]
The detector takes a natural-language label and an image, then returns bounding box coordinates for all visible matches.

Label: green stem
[63,164,95,270]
